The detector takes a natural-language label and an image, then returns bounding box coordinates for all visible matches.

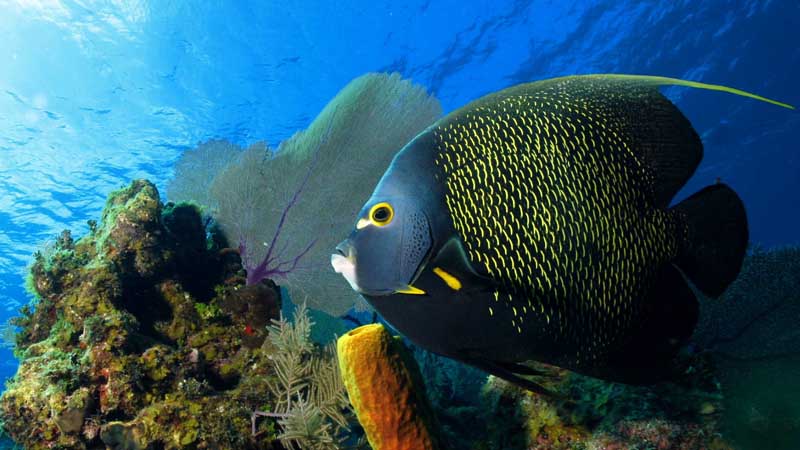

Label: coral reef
[410,339,731,449]
[0,180,335,449]
[167,72,442,315]
[693,245,800,361]
[413,347,487,449]
[436,351,729,450]
[4,175,797,449]
[337,324,442,450]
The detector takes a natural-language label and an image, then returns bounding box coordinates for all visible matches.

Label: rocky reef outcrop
[1,180,285,449]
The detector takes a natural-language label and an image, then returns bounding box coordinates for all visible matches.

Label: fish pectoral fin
[433,237,480,276]
[432,237,495,291]
[394,285,426,295]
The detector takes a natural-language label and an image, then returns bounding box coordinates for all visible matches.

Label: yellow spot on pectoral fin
[395,285,426,295]
[433,267,462,291]
[585,74,795,109]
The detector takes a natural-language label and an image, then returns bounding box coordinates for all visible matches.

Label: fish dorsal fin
[518,75,793,208]
[576,74,794,110]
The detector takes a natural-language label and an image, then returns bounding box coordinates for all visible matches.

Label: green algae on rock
[0,179,289,449]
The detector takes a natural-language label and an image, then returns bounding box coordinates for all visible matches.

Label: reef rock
[0,180,284,449]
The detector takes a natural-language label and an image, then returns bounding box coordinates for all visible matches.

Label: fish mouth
[330,252,405,296]
[331,253,360,292]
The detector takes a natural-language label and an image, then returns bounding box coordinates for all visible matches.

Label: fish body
[332,75,791,387]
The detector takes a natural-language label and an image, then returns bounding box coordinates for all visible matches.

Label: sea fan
[166,72,441,315]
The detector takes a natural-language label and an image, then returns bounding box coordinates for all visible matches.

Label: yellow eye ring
[369,202,394,226]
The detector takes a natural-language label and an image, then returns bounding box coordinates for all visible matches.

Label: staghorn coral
[166,72,442,315]
[337,324,443,450]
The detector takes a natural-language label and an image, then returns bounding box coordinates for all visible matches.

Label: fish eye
[369,202,394,226]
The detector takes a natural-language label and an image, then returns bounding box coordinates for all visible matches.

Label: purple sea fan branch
[243,112,337,285]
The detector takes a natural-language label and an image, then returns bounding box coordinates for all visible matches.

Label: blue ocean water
[0,0,797,404]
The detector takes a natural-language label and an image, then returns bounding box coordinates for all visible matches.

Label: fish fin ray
[516,74,792,207]
[493,360,548,377]
[671,183,748,297]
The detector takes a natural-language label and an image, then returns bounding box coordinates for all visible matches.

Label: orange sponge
[337,324,442,450]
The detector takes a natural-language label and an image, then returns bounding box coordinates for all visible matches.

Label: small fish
[332,74,793,391]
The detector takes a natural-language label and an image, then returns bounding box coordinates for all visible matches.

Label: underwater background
[0,1,798,449]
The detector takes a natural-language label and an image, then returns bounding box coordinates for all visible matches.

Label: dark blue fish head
[332,196,432,296]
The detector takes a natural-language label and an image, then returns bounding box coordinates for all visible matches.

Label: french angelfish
[331,74,794,392]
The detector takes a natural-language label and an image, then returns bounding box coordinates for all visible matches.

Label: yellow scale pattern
[430,80,679,366]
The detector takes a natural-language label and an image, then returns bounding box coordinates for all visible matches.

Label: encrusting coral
[337,324,442,450]
[0,180,346,450]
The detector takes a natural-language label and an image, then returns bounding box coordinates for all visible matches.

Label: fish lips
[331,239,413,297]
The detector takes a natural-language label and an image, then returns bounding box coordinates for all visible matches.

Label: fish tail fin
[671,183,748,297]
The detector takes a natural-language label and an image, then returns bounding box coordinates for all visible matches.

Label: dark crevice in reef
[115,284,176,347]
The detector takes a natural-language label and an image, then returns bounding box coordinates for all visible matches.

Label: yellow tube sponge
[337,324,442,450]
